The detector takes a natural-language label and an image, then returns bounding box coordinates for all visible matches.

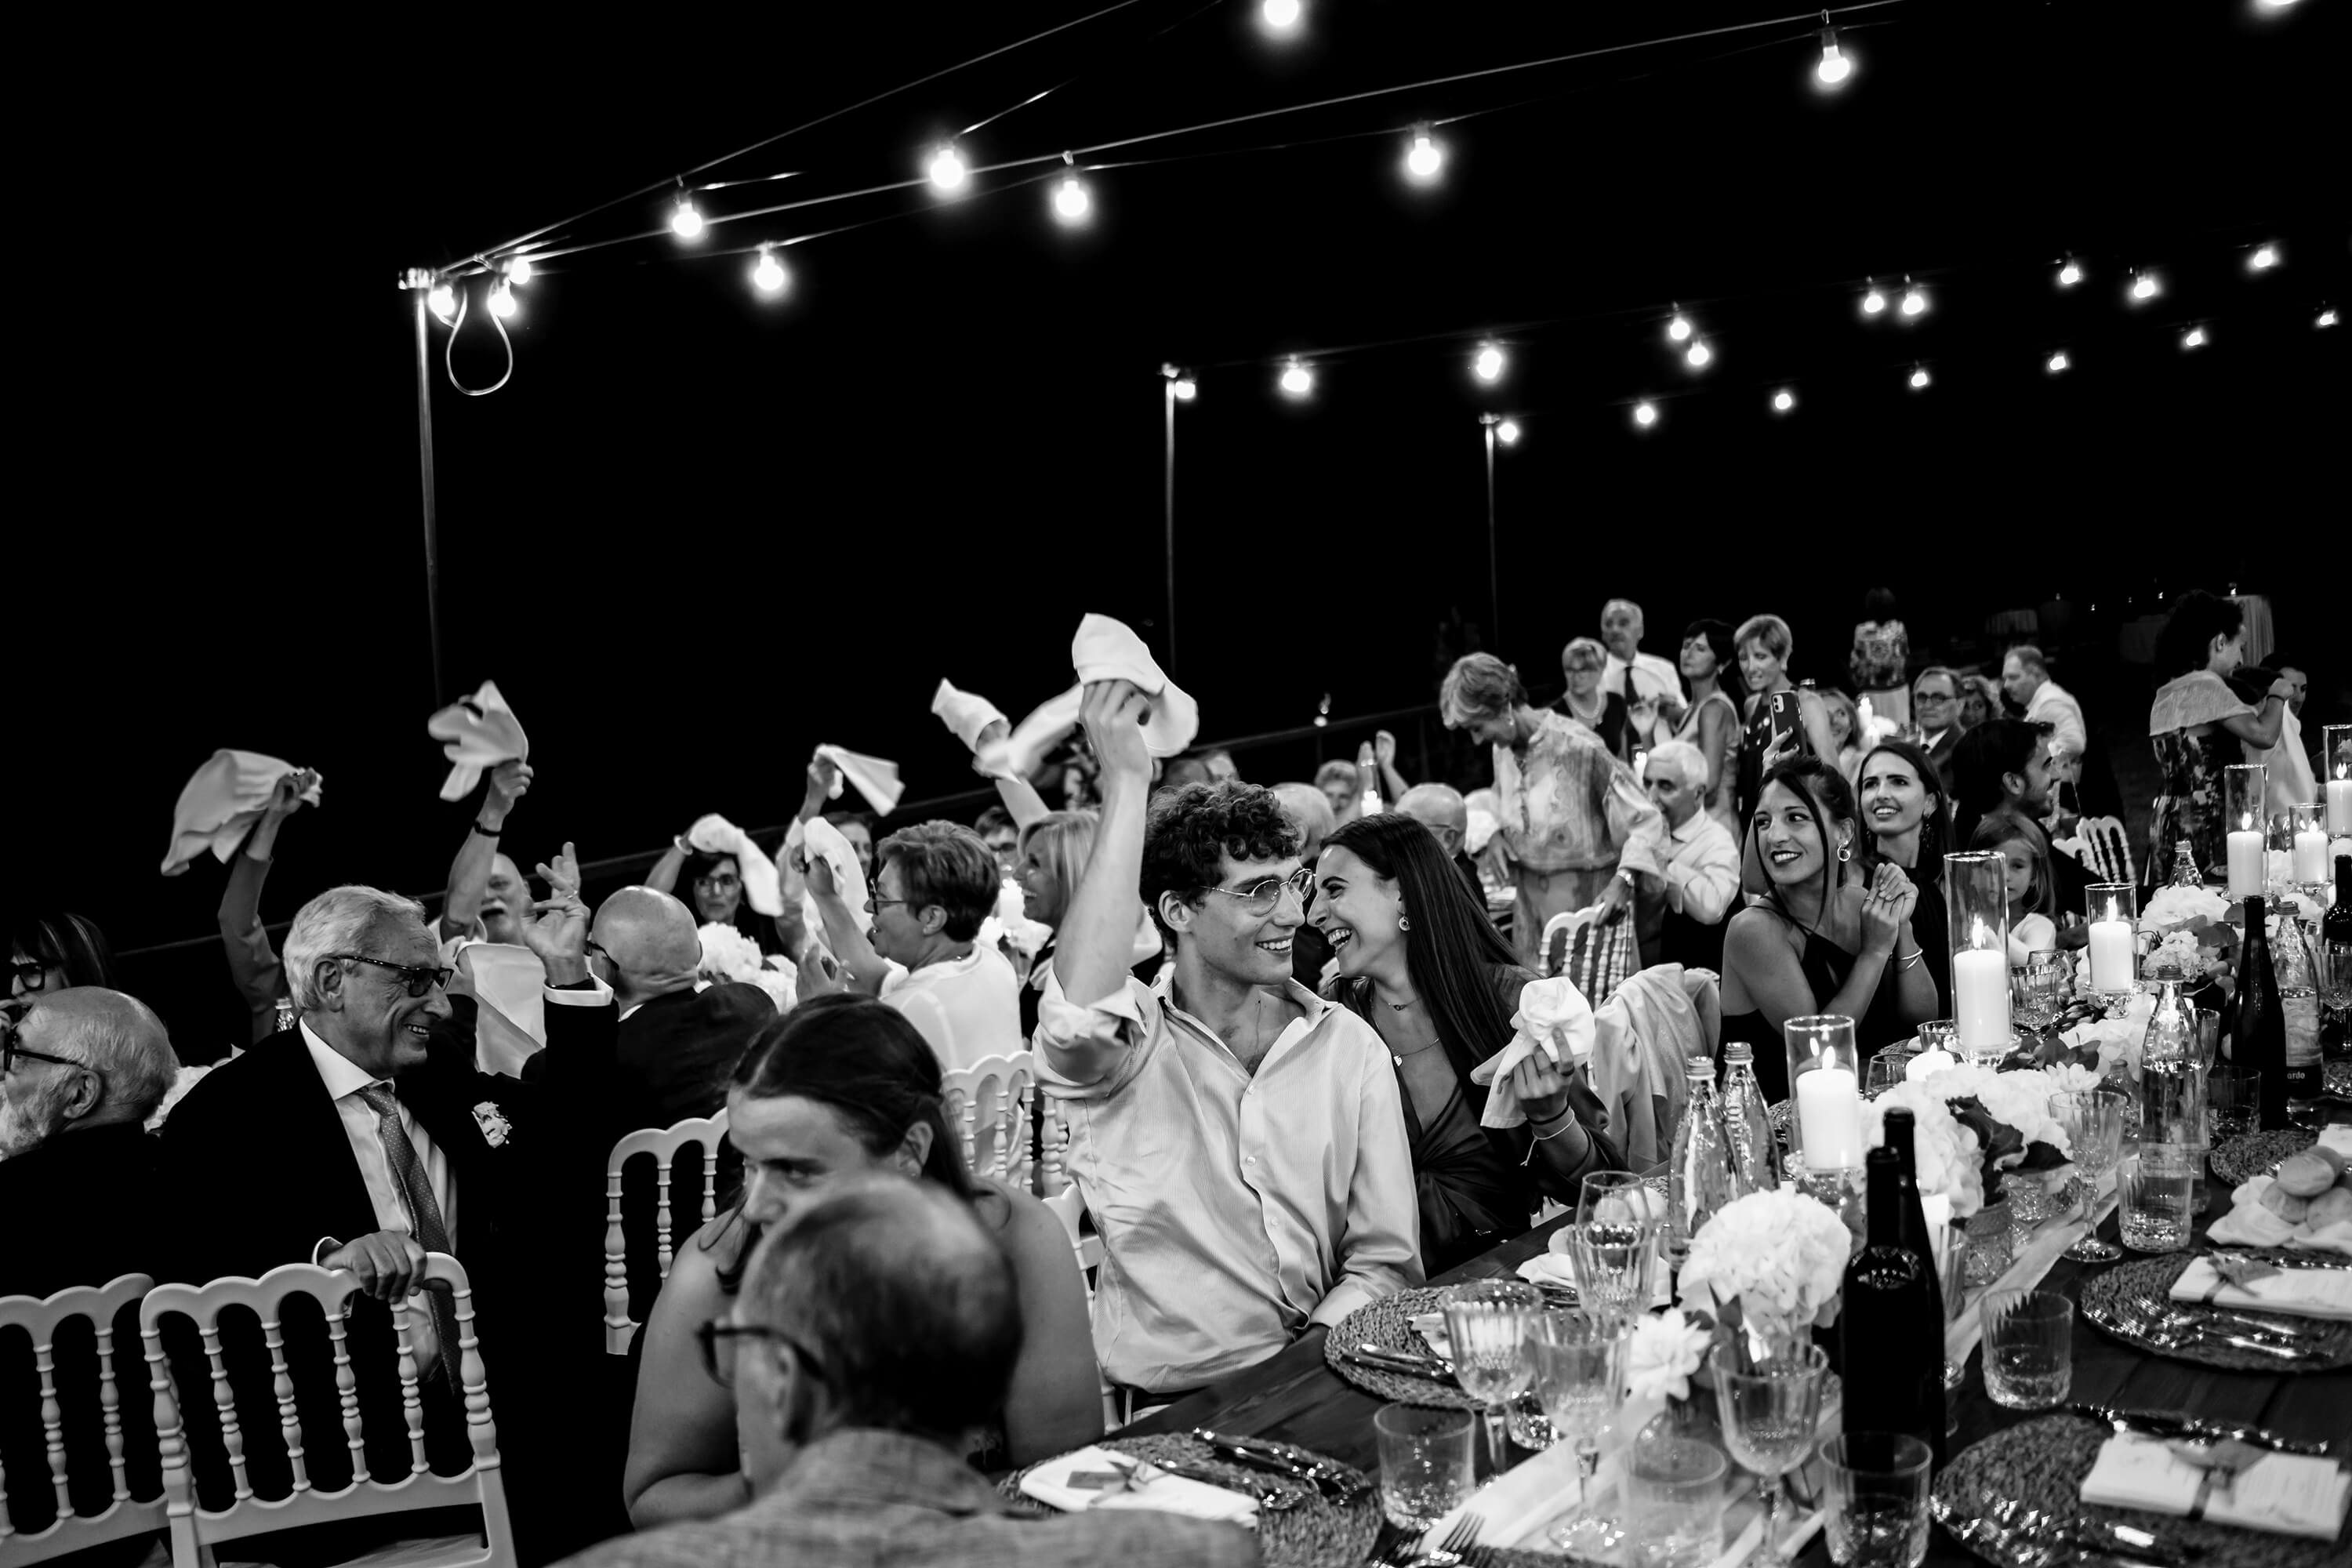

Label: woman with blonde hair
[1733,613,1839,819]
[1011,809,1160,1035]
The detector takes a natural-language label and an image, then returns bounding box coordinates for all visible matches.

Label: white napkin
[2206,1177,2352,1258]
[2318,1127,2352,1161]
[428,681,528,803]
[161,750,321,875]
[812,744,903,815]
[453,943,546,1071]
[1470,976,1596,1128]
[978,614,1201,779]
[2170,1256,2352,1321]
[797,815,873,935]
[682,813,782,917]
[931,679,1008,750]
[1018,1446,1257,1526]
[2082,1435,2352,1541]
[979,878,1054,960]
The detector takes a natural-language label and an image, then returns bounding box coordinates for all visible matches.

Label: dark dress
[1554,691,1632,762]
[1737,696,1777,821]
[1889,851,1953,1021]
[1718,917,1912,1102]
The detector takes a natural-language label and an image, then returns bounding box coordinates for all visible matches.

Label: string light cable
[437,287,516,398]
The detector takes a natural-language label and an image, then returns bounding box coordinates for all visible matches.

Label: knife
[2070,1403,2332,1457]
[1200,1440,1353,1498]
[1343,1348,1461,1387]
[1193,1430,1367,1497]
[1349,1341,1456,1377]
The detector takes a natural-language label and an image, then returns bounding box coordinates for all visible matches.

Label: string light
[1261,0,1302,32]
[1173,373,1198,400]
[1496,419,1521,445]
[670,191,704,240]
[506,256,534,285]
[1814,23,1853,88]
[1666,310,1693,343]
[927,143,969,191]
[1908,365,1931,390]
[2129,270,2160,303]
[2181,325,2208,350]
[1404,129,1444,183]
[427,282,457,323]
[1900,278,1928,317]
[2321,308,2340,328]
[1052,172,1091,223]
[2056,258,2083,289]
[1771,388,1796,414]
[488,280,517,319]
[1279,359,1314,397]
[2046,349,2070,374]
[1685,340,1713,368]
[1473,343,1506,383]
[1632,401,1659,429]
[2248,242,2280,272]
[1860,282,1887,317]
[751,245,789,295]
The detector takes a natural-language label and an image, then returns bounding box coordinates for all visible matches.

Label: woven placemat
[1323,1287,1486,1410]
[1934,1413,2344,1568]
[996,1432,1377,1568]
[2211,1128,2318,1188]
[2078,1253,2352,1372]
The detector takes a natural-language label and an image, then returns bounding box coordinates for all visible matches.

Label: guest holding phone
[1733,615,1838,818]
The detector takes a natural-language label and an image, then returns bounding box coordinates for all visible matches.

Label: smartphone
[1768,690,1808,753]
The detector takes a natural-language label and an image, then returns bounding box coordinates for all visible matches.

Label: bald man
[589,887,777,1139]
[1398,782,1490,910]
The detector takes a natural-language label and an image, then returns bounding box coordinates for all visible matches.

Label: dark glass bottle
[1878,1109,1949,1465]
[1840,1147,1940,1460]
[2322,857,2352,1063]
[2234,895,2288,1129]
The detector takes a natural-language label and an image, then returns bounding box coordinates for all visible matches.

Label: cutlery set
[2068,1403,2332,1458]
[2092,1298,2333,1363]
[1188,1428,1370,1502]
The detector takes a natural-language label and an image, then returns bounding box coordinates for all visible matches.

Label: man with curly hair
[1034,681,1420,1414]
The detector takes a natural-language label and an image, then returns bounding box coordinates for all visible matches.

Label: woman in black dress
[1853,738,1955,1018]
[1554,637,1633,763]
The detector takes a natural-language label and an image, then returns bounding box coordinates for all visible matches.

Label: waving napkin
[1018,1446,1257,1526]
[795,815,873,934]
[978,614,1200,779]
[428,681,528,802]
[1470,975,1596,1129]
[162,750,321,875]
[813,744,904,815]
[2082,1435,2350,1541]
[931,679,1009,750]
[682,814,782,916]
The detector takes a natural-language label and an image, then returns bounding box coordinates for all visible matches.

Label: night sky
[27,1,2347,1050]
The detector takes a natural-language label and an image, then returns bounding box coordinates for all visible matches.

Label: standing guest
[1314,813,1621,1274]
[2252,649,2318,816]
[1035,681,1420,1410]
[1720,758,1937,1100]
[1397,782,1488,908]
[216,768,320,1044]
[1314,758,1363,824]
[1674,619,1744,835]
[2000,646,2088,764]
[1272,782,1341,988]
[1733,615,1838,820]
[1910,666,1969,794]
[2146,590,2289,886]
[1554,637,1634,763]
[1819,688,1867,785]
[621,999,1102,1526]
[1599,597,1686,712]
[1853,739,1955,1017]
[974,806,1022,879]
[1849,589,1912,729]
[438,759,539,960]
[1641,740,1741,977]
[9,913,117,1000]
[587,886,775,1140]
[804,822,1022,1072]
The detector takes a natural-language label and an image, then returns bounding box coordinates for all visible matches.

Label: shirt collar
[299,1018,387,1101]
[751,1428,1005,1519]
[1153,967,1331,1044]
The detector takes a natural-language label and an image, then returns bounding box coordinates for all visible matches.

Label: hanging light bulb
[1667,310,1693,343]
[506,256,534,285]
[2248,242,2280,272]
[1053,172,1091,223]
[1908,365,1931,390]
[1861,282,1887,317]
[2056,258,2083,289]
[671,191,705,240]
[1685,340,1712,368]
[1772,388,1796,413]
[1632,401,1659,428]
[1279,359,1313,397]
[2255,0,2300,11]
[1403,129,1444,183]
[1496,419,1521,445]
[2129,270,2159,303]
[1815,24,1853,87]
[1261,0,1302,31]
[2046,350,2070,374]
[426,282,457,323]
[1173,374,1198,401]
[1473,343,1506,383]
[927,143,968,191]
[2319,307,2340,328]
[488,280,517,319]
[1900,279,1927,317]
[2181,326,2208,350]
[751,245,788,296]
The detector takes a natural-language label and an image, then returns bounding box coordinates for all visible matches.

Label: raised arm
[441,760,532,940]
[1372,729,1410,803]
[804,852,890,994]
[797,748,837,823]
[2221,683,2288,753]
[220,768,314,1042]
[1052,681,1155,1011]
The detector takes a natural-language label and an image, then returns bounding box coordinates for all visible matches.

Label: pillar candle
[1904,1047,1958,1083]
[1795,1066,1863,1168]
[1953,948,2009,1055]
[2088,919,2136,992]
[2292,828,2328,884]
[1922,1193,1953,1273]
[2331,778,2352,838]
[2225,829,2266,898]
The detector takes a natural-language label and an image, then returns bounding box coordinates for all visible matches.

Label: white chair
[1034,1094,1104,1279]
[2075,815,2136,889]
[604,1110,729,1356]
[942,1053,1033,1189]
[138,1254,514,1568]
[1,1272,164,1564]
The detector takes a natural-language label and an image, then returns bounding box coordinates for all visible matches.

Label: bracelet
[1896,947,1926,970]
[470,820,502,837]
[1530,1109,1579,1142]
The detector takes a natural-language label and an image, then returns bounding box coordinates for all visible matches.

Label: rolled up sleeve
[1033,967,1156,1096]
[1310,1052,1424,1325]
[1665,832,1741,925]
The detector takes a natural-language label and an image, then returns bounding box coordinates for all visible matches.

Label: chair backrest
[1034,1091,1073,1199]
[2077,815,2136,889]
[138,1254,513,1568]
[604,1109,730,1356]
[942,1052,1033,1188]
[1,1272,162,1565]
[1541,907,1638,1006]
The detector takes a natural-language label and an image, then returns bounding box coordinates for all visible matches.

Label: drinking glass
[1526,1308,1628,1555]
[2013,950,2071,1031]
[1864,1052,1909,1098]
[1374,1403,1475,1530]
[1441,1279,1541,1478]
[1820,1432,1933,1567]
[2194,1007,2223,1073]
[1567,1171,1661,1327]
[1979,1289,2073,1409]
[2117,1142,2195,1253]
[1915,1020,1958,1057]
[2206,1066,2260,1147]
[1624,1434,1730,1568]
[1710,1342,1828,1566]
[2049,1087,2129,1262]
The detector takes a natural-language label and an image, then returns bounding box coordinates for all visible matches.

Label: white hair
[32,989,177,1123]
[283,884,430,1010]
[1646,739,1708,791]
[1602,598,1645,627]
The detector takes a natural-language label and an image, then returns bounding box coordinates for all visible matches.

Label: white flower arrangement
[471,1101,511,1148]
[2140,884,2231,931]
[143,1064,214,1132]
[1858,1083,1987,1218]
[1915,1063,2074,1160]
[698,922,799,1011]
[1624,1307,1714,1404]
[1675,1189,1853,1341]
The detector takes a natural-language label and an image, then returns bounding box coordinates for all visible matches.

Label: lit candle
[2088,918,2135,992]
[2226,829,2266,897]
[2292,826,2328,884]
[1905,1047,1958,1083]
[1795,1066,1863,1168]
[1952,948,2009,1055]
[1922,1193,1952,1273]
[2332,777,2352,838]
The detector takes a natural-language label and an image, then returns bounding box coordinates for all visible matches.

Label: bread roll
[2259,1182,2310,1223]
[2275,1151,2336,1198]
[2308,1143,2347,1178]
[2306,1187,2352,1229]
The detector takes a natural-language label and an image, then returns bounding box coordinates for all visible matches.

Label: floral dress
[1492,712,1665,970]
[2146,671,2254,888]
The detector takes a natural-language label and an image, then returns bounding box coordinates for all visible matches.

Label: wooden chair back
[2075,815,2136,889]
[0,1272,162,1564]
[942,1053,1033,1188]
[137,1254,513,1568]
[604,1110,730,1355]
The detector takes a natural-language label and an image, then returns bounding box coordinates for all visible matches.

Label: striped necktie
[357,1084,461,1390]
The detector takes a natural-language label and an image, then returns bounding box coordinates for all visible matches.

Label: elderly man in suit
[589,885,774,1142]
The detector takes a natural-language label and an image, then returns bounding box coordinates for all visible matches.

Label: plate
[1324,1287,1484,1410]
[2210,1128,2318,1188]
[2077,1254,2352,1373]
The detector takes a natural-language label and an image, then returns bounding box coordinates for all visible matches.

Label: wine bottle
[1840,1147,1939,1458]
[1878,1109,1948,1465]
[2234,895,2288,1129]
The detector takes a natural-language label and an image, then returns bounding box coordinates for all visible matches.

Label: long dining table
[1127,1195,2352,1565]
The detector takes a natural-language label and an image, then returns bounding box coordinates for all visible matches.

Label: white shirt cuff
[543,975,615,1006]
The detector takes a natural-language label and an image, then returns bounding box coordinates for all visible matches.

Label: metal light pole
[403,267,447,706]
[1161,364,1195,674]
[1479,412,1504,652]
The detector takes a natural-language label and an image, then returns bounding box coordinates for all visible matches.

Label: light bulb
[2129,271,2158,303]
[1685,340,1712,368]
[1900,284,1927,317]
[1172,376,1198,401]
[426,283,457,322]
[928,144,967,191]
[2056,260,2083,289]
[1771,389,1795,413]
[2255,0,2299,10]
[488,281,517,318]
[1404,132,1443,183]
[2249,243,2279,271]
[1279,361,1313,397]
[1862,285,1887,316]
[1052,173,1091,223]
[1815,28,1853,87]
[1909,367,1931,390]
[1473,343,1505,383]
[2320,308,2340,328]
[1262,0,1301,30]
[1496,419,1520,445]
[506,256,533,285]
[671,196,704,239]
[2046,350,2070,374]
[752,246,788,295]
[2182,326,2208,350]
[1632,401,1658,428]
[1667,313,1693,343]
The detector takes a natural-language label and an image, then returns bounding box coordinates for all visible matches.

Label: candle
[1922,1193,1952,1273]
[2225,829,2266,898]
[2088,918,2135,992]
[1795,1066,1863,1168]
[1904,1047,1958,1083]
[2332,777,2352,837]
[2292,827,2328,884]
[1952,948,2010,1055]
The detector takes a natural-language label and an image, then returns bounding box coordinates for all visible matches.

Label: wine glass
[2050,1087,2129,1262]
[1526,1308,1628,1555]
[1864,1051,1910,1098]
[1710,1342,1828,1566]
[1441,1279,1542,1479]
[1566,1171,1660,1328]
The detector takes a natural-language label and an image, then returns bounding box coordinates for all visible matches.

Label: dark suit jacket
[0,1121,166,1301]
[612,982,775,1144]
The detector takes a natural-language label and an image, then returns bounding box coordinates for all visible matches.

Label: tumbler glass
[1374,1403,1475,1530]
[2117,1142,2196,1253]
[1820,1432,1933,1567]
[1979,1288,2073,1410]
[1623,1434,1730,1568]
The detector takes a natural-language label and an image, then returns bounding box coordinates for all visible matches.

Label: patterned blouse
[1494,711,1665,877]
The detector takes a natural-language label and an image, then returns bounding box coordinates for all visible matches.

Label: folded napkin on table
[931,679,1008,751]
[2205,1177,2352,1258]
[2319,1127,2352,1160]
[682,814,782,916]
[428,681,528,802]
[2172,1255,2352,1319]
[811,744,903,815]
[1019,1446,1257,1526]
[1470,975,1596,1128]
[162,750,321,875]
[2082,1434,2351,1541]
[978,614,1200,779]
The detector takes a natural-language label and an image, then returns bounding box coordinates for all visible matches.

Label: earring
[1398,915,1412,931]
[1837,840,1853,862]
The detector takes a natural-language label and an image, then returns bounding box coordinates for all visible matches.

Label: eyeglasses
[692,872,742,891]
[329,955,454,997]
[583,939,612,967]
[864,893,914,915]
[9,959,51,993]
[1202,866,1314,918]
[695,1319,825,1389]
[2,1011,82,1076]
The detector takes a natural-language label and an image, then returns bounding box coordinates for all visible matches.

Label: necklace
[1385,994,1419,1011]
[1390,1038,1445,1066]
[1564,688,1602,720]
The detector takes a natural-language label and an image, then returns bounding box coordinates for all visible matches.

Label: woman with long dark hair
[1675,618,1744,834]
[622,995,1100,1526]
[1853,738,1955,1018]
[2146,590,2290,886]
[1312,813,1622,1274]
[1719,757,1939,1101]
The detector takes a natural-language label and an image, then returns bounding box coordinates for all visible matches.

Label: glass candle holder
[2222,763,2267,899]
[2083,882,2137,996]
[2288,803,2328,887]
[1785,1014,1864,1171]
[1946,851,2012,1062]
[2326,725,2352,843]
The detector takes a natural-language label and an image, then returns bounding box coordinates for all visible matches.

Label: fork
[2102,1302,2320,1363]
[2125,1293,2328,1341]
[1403,1512,1484,1567]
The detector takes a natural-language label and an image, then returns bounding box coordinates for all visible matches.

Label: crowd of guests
[3,586,2338,1568]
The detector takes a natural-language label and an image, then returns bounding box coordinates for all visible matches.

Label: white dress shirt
[880,945,1024,1072]
[1602,651,1684,706]
[2024,679,2089,763]
[1657,811,1740,925]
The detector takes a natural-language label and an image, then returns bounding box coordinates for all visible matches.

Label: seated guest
[1720,758,1938,1100]
[1951,720,2080,918]
[1973,811,2060,962]
[806,822,1022,1071]
[1314,813,1621,1273]
[975,805,1022,878]
[1673,619,1744,834]
[648,829,790,958]
[1159,754,1218,797]
[591,1177,1243,1568]
[216,767,318,1044]
[622,997,1101,1526]
[1641,740,1740,976]
[2146,590,2288,885]
[10,911,117,1000]
[2252,648,2318,817]
[1555,637,1633,762]
[1957,674,2001,733]
[1853,739,1955,1016]
[1271,782,1339,987]
[1314,757,1362,824]
[437,758,539,960]
[1011,811,1161,1038]
[1201,747,1240,782]
[1035,681,1419,1409]
[1910,666,1969,795]
[1733,615,1838,820]
[1397,781,1487,907]
[590,886,775,1140]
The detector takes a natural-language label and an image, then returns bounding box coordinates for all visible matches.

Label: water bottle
[1664,1054,1739,1270]
[2273,913,2322,1125]
[1720,1041,1784,1192]
[2141,976,2207,1212]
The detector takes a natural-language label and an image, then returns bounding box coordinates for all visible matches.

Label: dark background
[20,0,2347,1054]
